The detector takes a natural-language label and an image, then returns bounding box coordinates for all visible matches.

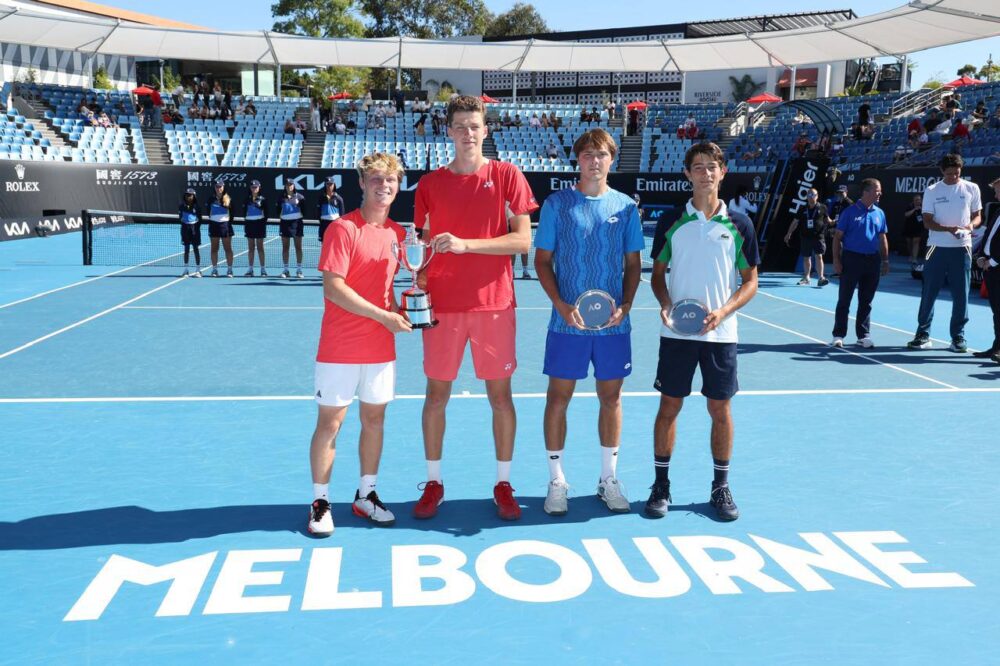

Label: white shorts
[314,361,395,407]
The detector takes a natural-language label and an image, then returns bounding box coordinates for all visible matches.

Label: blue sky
[107,0,998,88]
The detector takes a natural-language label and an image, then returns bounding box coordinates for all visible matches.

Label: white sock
[313,483,328,502]
[496,460,512,484]
[547,449,566,483]
[600,445,619,482]
[359,474,377,498]
[426,459,442,483]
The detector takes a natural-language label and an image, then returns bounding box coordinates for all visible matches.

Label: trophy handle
[419,242,435,272]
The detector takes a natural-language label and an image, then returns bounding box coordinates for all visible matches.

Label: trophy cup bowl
[397,237,438,328]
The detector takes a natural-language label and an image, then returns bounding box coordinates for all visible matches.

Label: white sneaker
[226,268,234,278]
[830,337,844,348]
[181,268,189,276]
[243,269,255,277]
[858,337,874,348]
[797,277,810,285]
[260,268,269,277]
[307,499,334,537]
[192,270,202,278]
[211,267,219,277]
[597,476,630,513]
[352,490,395,526]
[281,269,290,278]
[296,268,304,279]
[543,480,570,516]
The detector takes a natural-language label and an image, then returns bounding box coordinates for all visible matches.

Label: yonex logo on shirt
[483,181,494,188]
[504,363,512,371]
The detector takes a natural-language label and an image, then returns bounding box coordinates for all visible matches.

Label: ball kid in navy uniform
[241,179,268,276]
[179,188,203,277]
[317,176,345,242]
[206,179,235,277]
[277,177,306,278]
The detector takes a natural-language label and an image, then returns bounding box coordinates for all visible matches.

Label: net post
[81,209,92,265]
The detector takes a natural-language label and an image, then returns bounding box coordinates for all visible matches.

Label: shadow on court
[0,496,732,549]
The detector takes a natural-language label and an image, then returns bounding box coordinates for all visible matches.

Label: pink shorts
[422,307,517,381]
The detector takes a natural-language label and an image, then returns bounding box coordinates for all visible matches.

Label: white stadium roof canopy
[0,0,996,72]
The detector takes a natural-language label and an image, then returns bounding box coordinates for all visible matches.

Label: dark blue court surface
[1,234,998,664]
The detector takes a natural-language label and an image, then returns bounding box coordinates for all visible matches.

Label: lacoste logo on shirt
[720,233,731,239]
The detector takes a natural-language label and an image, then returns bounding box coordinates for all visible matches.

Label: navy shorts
[543,331,632,381]
[654,336,738,400]
[180,222,201,246]
[244,219,266,239]
[208,221,234,238]
[280,219,303,238]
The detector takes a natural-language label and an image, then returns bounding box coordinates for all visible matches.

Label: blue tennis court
[1,232,998,664]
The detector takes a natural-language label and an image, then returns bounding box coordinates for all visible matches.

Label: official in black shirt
[973,176,1000,363]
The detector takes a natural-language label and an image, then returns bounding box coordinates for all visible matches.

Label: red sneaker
[493,482,522,521]
[413,480,444,519]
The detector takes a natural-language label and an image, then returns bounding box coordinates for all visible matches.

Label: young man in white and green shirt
[647,142,760,521]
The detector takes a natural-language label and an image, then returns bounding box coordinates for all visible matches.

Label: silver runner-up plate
[575,289,617,330]
[668,299,710,336]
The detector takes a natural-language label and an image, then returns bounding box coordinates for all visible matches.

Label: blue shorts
[543,331,632,381]
[654,336,738,400]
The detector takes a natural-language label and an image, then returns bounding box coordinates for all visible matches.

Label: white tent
[0,0,997,72]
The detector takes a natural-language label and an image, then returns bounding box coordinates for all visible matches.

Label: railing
[728,102,749,136]
[890,87,947,119]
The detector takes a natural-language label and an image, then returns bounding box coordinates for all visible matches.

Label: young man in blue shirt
[534,128,644,515]
[830,179,889,348]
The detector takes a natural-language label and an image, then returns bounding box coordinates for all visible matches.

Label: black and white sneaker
[352,490,395,526]
[906,334,932,349]
[644,480,671,518]
[710,484,740,521]
[308,499,334,537]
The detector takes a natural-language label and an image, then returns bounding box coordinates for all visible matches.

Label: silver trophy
[575,289,617,330]
[396,231,437,329]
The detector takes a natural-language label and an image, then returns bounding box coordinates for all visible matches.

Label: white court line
[757,290,958,348]
[3,387,1000,404]
[737,311,960,390]
[0,242,265,360]
[0,246,196,310]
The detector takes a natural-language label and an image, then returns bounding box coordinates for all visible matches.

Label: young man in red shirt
[412,95,538,520]
[308,153,411,537]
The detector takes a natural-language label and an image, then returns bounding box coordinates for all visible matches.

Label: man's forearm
[464,229,532,255]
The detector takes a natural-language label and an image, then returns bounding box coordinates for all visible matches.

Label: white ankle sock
[359,474,377,498]
[600,445,619,482]
[496,460,512,484]
[313,483,328,502]
[426,459,442,483]
[547,449,566,483]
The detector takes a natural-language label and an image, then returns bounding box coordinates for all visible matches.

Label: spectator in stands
[414,113,428,136]
[187,102,199,119]
[149,85,163,129]
[728,186,758,221]
[857,102,871,128]
[793,133,811,157]
[386,103,397,119]
[950,116,971,147]
[220,104,233,121]
[393,87,405,113]
[549,111,560,129]
[590,107,601,122]
[212,82,223,108]
[167,106,184,125]
[171,82,185,108]
[945,92,962,113]
[580,108,590,123]
[545,140,560,160]
[284,118,296,135]
[684,113,698,140]
[907,116,924,138]
[295,118,308,140]
[206,105,219,120]
[607,100,617,120]
[830,134,845,155]
[986,150,1000,165]
[223,87,232,110]
[529,113,541,129]
[362,91,373,112]
[923,108,942,132]
[334,117,347,135]
[397,149,409,169]
[934,114,953,136]
[244,100,257,117]
[791,110,808,126]
[741,142,763,161]
[971,100,987,126]
[513,113,523,127]
[97,112,112,128]
[310,99,321,132]
[540,113,550,129]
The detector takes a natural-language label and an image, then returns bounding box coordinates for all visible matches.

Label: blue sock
[713,458,730,487]
[654,455,670,484]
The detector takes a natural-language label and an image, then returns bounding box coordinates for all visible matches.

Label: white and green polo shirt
[654,200,760,343]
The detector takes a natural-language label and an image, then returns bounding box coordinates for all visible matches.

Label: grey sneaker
[710,484,740,521]
[307,499,334,537]
[260,268,269,277]
[543,480,570,516]
[949,338,968,353]
[192,269,202,278]
[797,277,810,285]
[243,269,254,277]
[858,336,874,348]
[817,277,829,287]
[644,481,671,518]
[907,334,932,349]
[226,268,234,278]
[352,490,395,526]
[296,268,304,279]
[597,476,630,513]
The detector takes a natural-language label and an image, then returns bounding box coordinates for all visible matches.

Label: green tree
[271,0,369,99]
[977,61,999,82]
[153,68,181,93]
[922,79,945,90]
[484,2,548,38]
[92,66,111,89]
[956,63,977,77]
[729,74,764,103]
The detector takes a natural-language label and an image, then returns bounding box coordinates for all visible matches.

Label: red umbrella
[626,100,647,110]
[479,94,498,103]
[327,91,353,100]
[943,74,984,88]
[747,92,782,105]
[133,85,155,95]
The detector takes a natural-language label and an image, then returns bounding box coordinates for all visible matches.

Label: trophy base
[410,319,438,329]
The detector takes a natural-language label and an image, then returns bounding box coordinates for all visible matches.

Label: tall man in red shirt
[308,153,411,537]
[412,96,538,520]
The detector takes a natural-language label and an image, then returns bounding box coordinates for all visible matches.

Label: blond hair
[356,152,405,182]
